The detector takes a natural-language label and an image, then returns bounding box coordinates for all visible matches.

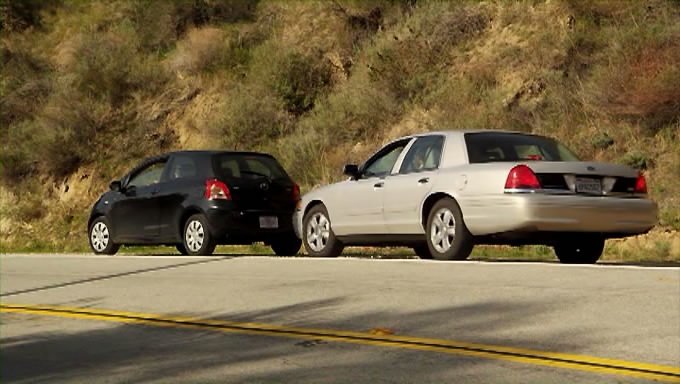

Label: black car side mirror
[124,185,137,196]
[109,180,122,192]
[343,164,360,179]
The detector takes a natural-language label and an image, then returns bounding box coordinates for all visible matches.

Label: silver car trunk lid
[525,161,638,178]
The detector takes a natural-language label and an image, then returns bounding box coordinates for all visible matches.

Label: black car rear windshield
[464,132,580,163]
[212,154,289,180]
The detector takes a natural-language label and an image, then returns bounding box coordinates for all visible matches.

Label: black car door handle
[418,177,430,184]
[374,182,384,188]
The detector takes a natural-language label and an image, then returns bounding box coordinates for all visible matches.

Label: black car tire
[176,243,189,255]
[554,236,605,264]
[271,235,302,256]
[426,197,474,261]
[413,243,433,259]
[88,216,120,255]
[302,204,344,257]
[183,214,217,256]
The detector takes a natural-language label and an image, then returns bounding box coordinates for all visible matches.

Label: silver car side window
[361,140,410,179]
[399,136,444,174]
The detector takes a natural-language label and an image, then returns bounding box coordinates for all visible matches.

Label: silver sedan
[294,130,657,263]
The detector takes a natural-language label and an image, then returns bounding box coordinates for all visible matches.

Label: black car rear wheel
[183,214,216,256]
[271,235,302,256]
[89,216,120,255]
[176,243,189,255]
[554,236,604,264]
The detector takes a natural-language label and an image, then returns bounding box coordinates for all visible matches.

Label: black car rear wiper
[240,170,271,180]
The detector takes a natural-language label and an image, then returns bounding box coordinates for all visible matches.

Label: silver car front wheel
[306,212,330,252]
[302,204,343,257]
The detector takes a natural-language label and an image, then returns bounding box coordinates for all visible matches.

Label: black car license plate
[259,216,278,229]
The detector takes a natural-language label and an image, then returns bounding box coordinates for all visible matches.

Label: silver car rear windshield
[464,132,580,163]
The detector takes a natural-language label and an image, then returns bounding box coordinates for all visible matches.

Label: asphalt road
[1,253,679,383]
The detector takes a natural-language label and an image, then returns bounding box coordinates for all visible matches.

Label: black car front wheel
[183,214,217,256]
[89,216,120,255]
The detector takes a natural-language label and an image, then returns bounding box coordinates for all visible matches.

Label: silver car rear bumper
[464,194,657,236]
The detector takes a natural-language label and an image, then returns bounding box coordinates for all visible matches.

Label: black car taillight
[292,183,301,209]
[205,179,231,200]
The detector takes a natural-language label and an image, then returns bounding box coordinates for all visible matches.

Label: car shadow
[0,257,232,298]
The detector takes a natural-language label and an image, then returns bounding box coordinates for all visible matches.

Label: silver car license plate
[575,177,602,194]
[259,216,278,229]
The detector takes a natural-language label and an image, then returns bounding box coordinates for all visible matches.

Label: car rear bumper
[205,207,296,243]
[464,194,658,236]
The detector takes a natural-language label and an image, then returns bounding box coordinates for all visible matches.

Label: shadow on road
[0,257,232,298]
[0,297,600,383]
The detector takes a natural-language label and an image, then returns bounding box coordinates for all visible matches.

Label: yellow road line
[2,303,679,382]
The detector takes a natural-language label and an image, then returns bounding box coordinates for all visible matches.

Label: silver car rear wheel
[430,207,456,253]
[425,197,473,261]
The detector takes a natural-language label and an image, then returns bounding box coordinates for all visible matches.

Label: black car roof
[168,150,275,158]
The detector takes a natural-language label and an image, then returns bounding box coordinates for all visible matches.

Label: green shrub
[0,0,61,32]
[272,52,333,116]
[620,151,651,170]
[591,132,615,149]
[213,84,291,149]
[366,3,489,103]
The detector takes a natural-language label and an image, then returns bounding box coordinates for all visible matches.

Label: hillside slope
[1,0,678,256]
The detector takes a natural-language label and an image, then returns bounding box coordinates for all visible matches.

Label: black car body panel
[88,151,298,247]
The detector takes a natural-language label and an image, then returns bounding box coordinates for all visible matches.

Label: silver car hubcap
[306,212,330,252]
[91,222,109,252]
[430,207,456,253]
[185,220,205,252]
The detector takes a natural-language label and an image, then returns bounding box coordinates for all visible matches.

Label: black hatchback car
[88,151,302,256]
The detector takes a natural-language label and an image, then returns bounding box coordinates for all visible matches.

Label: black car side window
[399,135,444,174]
[169,156,197,180]
[128,161,167,188]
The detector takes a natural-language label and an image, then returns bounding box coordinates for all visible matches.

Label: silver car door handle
[418,177,430,184]
[374,182,384,188]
